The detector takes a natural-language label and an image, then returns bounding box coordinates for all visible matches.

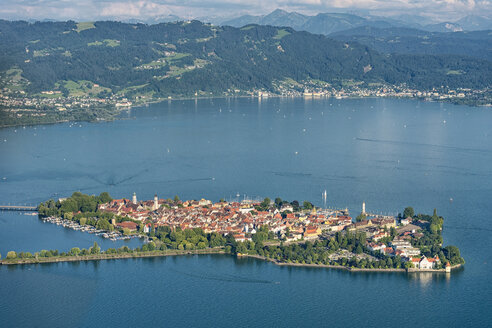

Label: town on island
[1,191,464,273]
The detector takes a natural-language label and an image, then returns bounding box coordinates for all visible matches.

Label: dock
[0,205,37,211]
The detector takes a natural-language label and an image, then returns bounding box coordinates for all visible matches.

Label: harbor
[40,216,140,242]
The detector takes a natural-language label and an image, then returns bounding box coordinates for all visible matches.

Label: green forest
[1,19,490,99]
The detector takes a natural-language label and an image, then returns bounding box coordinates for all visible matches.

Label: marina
[40,216,138,241]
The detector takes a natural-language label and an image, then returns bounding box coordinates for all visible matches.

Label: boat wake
[171,269,279,284]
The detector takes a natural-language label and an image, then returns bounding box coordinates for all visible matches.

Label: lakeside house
[410,256,440,269]
[115,221,138,231]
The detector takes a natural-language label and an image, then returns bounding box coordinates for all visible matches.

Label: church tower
[132,192,137,205]
[153,194,159,210]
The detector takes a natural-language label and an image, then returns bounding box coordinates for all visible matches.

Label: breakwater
[0,248,226,265]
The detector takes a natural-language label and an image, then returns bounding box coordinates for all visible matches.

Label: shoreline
[238,254,462,273]
[1,249,462,273]
[1,93,488,129]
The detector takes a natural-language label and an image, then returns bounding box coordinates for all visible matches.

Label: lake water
[1,97,491,327]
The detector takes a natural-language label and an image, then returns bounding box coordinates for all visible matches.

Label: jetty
[0,205,37,211]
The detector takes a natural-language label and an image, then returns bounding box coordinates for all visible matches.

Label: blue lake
[1,97,491,327]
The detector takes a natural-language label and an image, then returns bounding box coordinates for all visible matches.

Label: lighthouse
[362,201,366,215]
[132,192,137,205]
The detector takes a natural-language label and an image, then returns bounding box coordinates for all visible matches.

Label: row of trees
[154,226,229,251]
[233,239,414,269]
[255,197,314,212]
[3,242,101,260]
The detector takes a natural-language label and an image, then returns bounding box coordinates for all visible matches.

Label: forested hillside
[330,27,492,60]
[0,19,490,101]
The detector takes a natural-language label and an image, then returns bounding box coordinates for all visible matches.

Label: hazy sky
[1,0,490,22]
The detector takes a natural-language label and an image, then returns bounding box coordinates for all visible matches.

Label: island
[1,192,465,273]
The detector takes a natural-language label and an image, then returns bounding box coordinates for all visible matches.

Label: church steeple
[153,194,159,210]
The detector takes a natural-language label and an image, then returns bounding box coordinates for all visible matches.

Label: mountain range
[221,9,492,34]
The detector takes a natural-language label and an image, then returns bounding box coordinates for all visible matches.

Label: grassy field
[196,36,213,43]
[116,83,149,96]
[56,80,112,97]
[3,68,29,91]
[136,53,191,70]
[88,39,120,47]
[273,29,291,40]
[75,22,95,33]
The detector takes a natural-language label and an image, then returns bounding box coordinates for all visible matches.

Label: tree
[236,242,248,254]
[252,229,268,244]
[90,242,101,254]
[98,192,112,204]
[147,242,156,251]
[291,200,300,212]
[403,207,415,219]
[63,212,74,220]
[275,197,283,208]
[60,198,78,214]
[70,247,81,256]
[444,245,462,264]
[96,218,112,231]
[6,251,17,259]
[303,201,313,210]
[174,195,180,203]
[390,227,397,238]
[356,214,367,222]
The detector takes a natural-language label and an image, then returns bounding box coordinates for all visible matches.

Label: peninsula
[1,192,465,272]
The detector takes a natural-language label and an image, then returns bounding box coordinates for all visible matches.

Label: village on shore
[2,83,489,128]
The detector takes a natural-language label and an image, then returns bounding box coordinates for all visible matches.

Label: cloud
[0,0,490,22]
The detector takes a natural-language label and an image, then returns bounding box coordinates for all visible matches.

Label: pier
[0,205,37,211]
